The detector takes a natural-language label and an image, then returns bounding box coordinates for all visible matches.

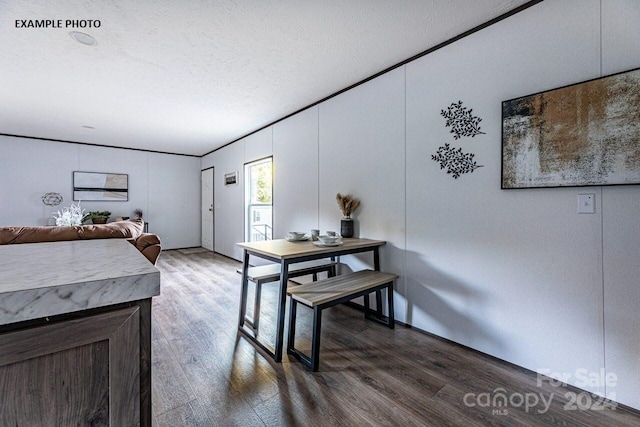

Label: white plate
[286,236,309,242]
[313,241,343,247]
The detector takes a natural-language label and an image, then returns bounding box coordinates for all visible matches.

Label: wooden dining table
[236,237,386,362]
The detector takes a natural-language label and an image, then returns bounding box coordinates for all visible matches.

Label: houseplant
[83,210,111,224]
[336,193,360,238]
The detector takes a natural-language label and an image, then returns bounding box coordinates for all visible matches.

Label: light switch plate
[578,193,596,214]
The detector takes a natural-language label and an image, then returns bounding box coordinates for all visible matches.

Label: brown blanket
[0,219,144,245]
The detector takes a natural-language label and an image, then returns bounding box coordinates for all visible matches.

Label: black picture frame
[73,171,129,201]
[224,171,238,185]
[501,67,640,189]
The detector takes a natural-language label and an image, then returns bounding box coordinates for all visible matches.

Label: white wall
[148,152,202,249]
[202,139,245,260]
[319,67,406,316]
[244,127,272,163]
[600,0,640,408]
[405,0,604,393]
[200,0,640,409]
[0,135,201,250]
[273,107,319,237]
[202,127,274,260]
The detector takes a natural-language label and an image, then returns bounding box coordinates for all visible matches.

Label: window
[245,157,273,242]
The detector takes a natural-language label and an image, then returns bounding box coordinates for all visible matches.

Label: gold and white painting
[502,68,640,189]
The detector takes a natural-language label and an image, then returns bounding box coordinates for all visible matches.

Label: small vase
[340,218,354,238]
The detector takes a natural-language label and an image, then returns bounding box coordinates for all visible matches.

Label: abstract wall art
[502,68,640,189]
[224,171,238,185]
[73,171,128,201]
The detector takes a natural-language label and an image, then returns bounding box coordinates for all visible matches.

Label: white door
[201,168,214,251]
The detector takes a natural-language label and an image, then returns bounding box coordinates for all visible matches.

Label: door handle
[209,204,213,212]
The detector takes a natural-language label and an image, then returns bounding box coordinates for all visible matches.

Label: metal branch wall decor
[431,144,482,179]
[432,100,484,179]
[441,100,485,139]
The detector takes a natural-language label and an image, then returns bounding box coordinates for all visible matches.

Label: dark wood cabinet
[0,300,152,426]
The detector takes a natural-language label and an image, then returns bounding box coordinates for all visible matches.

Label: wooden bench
[287,269,397,371]
[238,259,337,331]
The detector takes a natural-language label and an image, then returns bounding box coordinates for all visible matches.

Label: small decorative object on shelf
[133,208,143,219]
[52,202,85,226]
[83,210,111,224]
[336,193,360,238]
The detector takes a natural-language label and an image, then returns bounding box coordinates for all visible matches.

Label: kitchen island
[0,239,160,426]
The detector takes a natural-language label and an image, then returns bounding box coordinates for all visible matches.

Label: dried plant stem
[336,193,360,218]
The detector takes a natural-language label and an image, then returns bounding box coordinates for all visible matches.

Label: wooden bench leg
[310,307,323,372]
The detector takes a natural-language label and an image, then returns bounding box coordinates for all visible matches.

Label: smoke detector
[69,31,97,46]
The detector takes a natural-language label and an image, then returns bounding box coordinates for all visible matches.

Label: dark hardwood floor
[151,249,640,426]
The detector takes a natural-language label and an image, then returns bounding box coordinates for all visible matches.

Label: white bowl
[287,231,305,239]
[317,235,339,244]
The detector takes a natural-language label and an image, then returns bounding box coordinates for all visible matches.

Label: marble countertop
[0,239,160,325]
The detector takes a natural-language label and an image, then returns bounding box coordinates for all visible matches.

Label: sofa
[0,219,161,264]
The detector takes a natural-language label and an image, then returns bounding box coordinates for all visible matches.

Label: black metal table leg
[238,250,250,328]
[387,282,395,329]
[287,298,297,354]
[274,259,289,362]
[310,306,323,371]
[373,247,383,317]
[252,280,263,331]
[373,247,380,271]
[238,250,279,359]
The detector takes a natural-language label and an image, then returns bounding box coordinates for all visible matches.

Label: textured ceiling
[0,0,532,156]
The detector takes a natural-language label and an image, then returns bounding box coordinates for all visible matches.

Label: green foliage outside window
[253,162,272,203]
